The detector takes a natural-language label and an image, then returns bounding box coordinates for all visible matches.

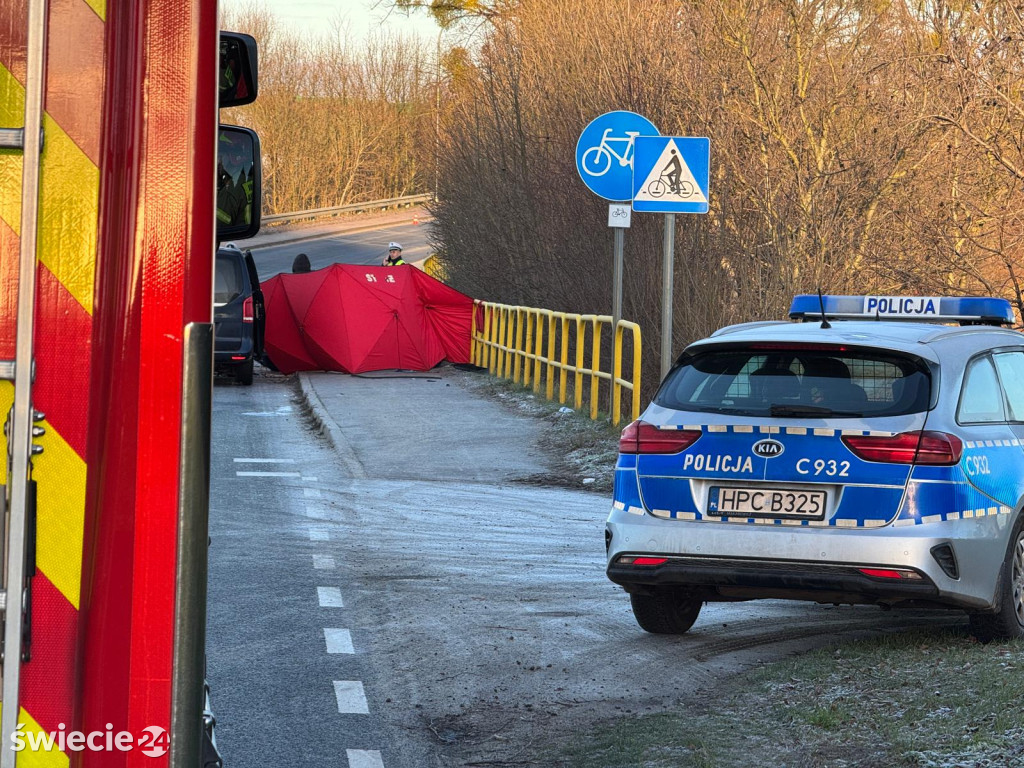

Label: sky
[224,0,441,40]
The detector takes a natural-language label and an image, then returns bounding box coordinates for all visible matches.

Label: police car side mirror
[219,33,258,108]
[216,125,261,242]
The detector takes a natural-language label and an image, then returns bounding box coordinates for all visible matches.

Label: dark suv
[214,245,264,385]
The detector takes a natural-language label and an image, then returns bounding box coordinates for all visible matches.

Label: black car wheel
[969,515,1024,643]
[630,590,702,634]
[234,357,254,386]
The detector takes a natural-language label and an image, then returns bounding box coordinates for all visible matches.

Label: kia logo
[752,438,784,458]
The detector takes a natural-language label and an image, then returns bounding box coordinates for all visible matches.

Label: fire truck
[1,0,259,765]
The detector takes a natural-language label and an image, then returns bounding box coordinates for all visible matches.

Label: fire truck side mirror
[216,126,261,241]
[219,33,257,108]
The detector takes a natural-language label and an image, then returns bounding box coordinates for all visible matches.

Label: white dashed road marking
[236,471,302,478]
[300,479,379,759]
[233,458,297,464]
[318,587,344,608]
[324,628,355,654]
[333,681,370,714]
[304,476,319,482]
[347,750,385,768]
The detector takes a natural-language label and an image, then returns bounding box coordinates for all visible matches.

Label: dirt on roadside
[447,365,621,494]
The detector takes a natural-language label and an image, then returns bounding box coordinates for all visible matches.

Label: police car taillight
[617,556,668,566]
[857,567,923,580]
[619,421,702,454]
[242,296,254,323]
[841,431,963,465]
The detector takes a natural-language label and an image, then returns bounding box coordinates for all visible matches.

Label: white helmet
[388,242,402,251]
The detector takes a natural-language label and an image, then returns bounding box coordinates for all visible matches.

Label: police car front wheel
[968,518,1024,643]
[629,591,702,635]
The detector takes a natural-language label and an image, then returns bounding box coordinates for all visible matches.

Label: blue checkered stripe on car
[641,507,895,527]
[630,493,1012,528]
[656,424,896,437]
[963,439,1023,448]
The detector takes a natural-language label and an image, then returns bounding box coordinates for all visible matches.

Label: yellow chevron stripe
[84,0,106,22]
[33,418,85,611]
[0,63,24,247]
[0,384,84,610]
[0,64,98,316]
[0,706,70,768]
[38,109,99,315]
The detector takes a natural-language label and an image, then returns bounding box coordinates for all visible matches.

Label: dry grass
[554,629,1024,768]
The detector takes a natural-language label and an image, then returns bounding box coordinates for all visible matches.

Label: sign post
[660,213,675,381]
[576,111,659,340]
[607,204,631,330]
[631,136,710,380]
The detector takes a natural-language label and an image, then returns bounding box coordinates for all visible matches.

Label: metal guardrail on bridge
[262,194,432,226]
[471,301,642,426]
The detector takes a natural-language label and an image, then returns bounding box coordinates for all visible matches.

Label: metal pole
[434,31,441,201]
[660,213,676,381]
[2,1,47,763]
[169,323,213,768]
[612,227,624,332]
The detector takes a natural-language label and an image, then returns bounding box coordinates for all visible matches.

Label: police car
[606,295,1024,641]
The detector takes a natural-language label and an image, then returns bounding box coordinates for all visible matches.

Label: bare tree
[221,4,436,213]
[915,1,1024,316]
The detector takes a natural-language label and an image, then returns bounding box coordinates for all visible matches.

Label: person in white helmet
[383,242,406,266]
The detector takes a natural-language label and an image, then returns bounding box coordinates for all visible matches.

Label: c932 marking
[796,458,850,477]
[963,454,991,476]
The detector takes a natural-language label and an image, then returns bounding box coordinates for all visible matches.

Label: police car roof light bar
[789,295,1015,326]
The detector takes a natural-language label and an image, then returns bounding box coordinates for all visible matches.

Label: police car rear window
[656,346,931,418]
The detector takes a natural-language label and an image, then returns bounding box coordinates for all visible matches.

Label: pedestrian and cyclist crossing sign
[631,136,709,213]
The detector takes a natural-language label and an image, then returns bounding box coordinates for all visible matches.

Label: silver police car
[606,295,1024,641]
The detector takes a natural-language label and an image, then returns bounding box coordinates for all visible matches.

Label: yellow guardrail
[471,301,642,426]
[420,254,446,281]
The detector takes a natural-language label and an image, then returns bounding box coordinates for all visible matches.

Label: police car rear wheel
[629,591,702,634]
[969,519,1024,643]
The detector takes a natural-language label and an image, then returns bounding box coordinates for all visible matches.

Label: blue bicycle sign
[575,111,658,201]
[581,129,641,177]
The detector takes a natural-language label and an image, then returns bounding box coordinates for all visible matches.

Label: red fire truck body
[1,0,220,765]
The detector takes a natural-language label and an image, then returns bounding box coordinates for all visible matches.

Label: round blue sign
[575,111,659,201]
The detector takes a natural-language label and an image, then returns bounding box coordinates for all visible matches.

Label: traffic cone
[413,213,420,225]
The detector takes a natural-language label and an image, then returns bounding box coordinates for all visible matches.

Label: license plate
[708,486,827,519]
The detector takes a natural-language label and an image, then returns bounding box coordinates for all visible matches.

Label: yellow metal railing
[471,301,642,425]
[420,254,446,281]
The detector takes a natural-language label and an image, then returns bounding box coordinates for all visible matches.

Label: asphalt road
[247,221,434,280]
[206,366,964,768]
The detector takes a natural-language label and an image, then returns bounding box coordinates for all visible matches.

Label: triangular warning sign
[634,139,708,204]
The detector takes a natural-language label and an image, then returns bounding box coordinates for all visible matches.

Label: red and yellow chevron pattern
[0,0,106,760]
